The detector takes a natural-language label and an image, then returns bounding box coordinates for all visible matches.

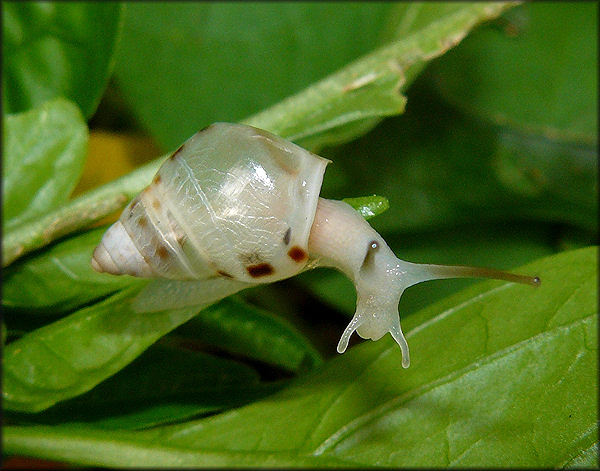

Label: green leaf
[342,195,389,220]
[320,87,597,234]
[2,287,201,412]
[2,227,141,314]
[428,3,598,231]
[243,2,516,151]
[491,126,597,218]
[115,2,514,150]
[114,3,398,150]
[431,2,597,142]
[2,289,320,412]
[5,343,277,431]
[170,297,322,373]
[4,247,596,467]
[2,98,87,231]
[2,2,125,118]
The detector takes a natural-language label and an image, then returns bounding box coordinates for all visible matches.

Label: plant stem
[1,2,514,268]
[2,158,164,267]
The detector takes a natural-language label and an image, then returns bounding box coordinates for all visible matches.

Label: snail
[92,122,540,368]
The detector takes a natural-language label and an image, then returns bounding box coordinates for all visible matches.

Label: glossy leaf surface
[2,2,124,118]
[4,247,597,467]
[2,98,87,231]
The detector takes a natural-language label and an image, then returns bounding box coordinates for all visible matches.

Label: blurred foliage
[430,3,597,140]
[2,2,124,118]
[113,2,400,149]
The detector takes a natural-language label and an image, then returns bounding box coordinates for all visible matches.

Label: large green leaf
[431,2,597,141]
[2,98,87,231]
[3,247,596,467]
[115,2,514,150]
[113,2,397,150]
[5,343,277,431]
[427,2,598,224]
[2,289,320,412]
[2,2,124,118]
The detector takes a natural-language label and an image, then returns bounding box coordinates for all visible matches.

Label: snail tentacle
[92,123,540,368]
[308,197,539,368]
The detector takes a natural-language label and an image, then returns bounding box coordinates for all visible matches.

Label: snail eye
[361,240,379,272]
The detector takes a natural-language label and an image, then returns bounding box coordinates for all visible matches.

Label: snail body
[92,123,539,367]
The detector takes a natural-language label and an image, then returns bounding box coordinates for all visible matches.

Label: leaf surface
[6,343,280,431]
[4,247,596,468]
[115,2,514,150]
[431,2,597,141]
[2,2,124,118]
[427,2,598,227]
[2,227,140,314]
[3,291,320,412]
[2,98,87,231]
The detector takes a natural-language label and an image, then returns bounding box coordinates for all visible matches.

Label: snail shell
[92,123,540,368]
[92,123,327,283]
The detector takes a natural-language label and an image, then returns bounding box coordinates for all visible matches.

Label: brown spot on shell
[287,246,308,263]
[153,174,162,184]
[217,270,234,279]
[138,217,148,227]
[156,246,169,260]
[128,197,141,218]
[247,263,275,278]
[283,228,291,245]
[170,144,185,160]
[152,199,161,210]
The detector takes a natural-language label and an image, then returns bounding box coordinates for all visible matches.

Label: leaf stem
[1,2,514,267]
[2,158,164,267]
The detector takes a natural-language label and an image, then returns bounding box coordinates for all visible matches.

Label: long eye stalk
[308,198,540,368]
[407,263,541,287]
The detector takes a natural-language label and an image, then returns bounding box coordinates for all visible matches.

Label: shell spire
[91,122,540,368]
[92,220,155,277]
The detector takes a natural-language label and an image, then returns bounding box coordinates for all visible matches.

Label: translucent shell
[93,122,540,368]
[92,123,329,283]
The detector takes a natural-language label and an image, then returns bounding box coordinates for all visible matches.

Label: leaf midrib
[312,313,593,455]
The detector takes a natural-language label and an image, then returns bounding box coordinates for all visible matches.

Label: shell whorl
[92,123,329,283]
[91,220,155,277]
[91,178,203,279]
